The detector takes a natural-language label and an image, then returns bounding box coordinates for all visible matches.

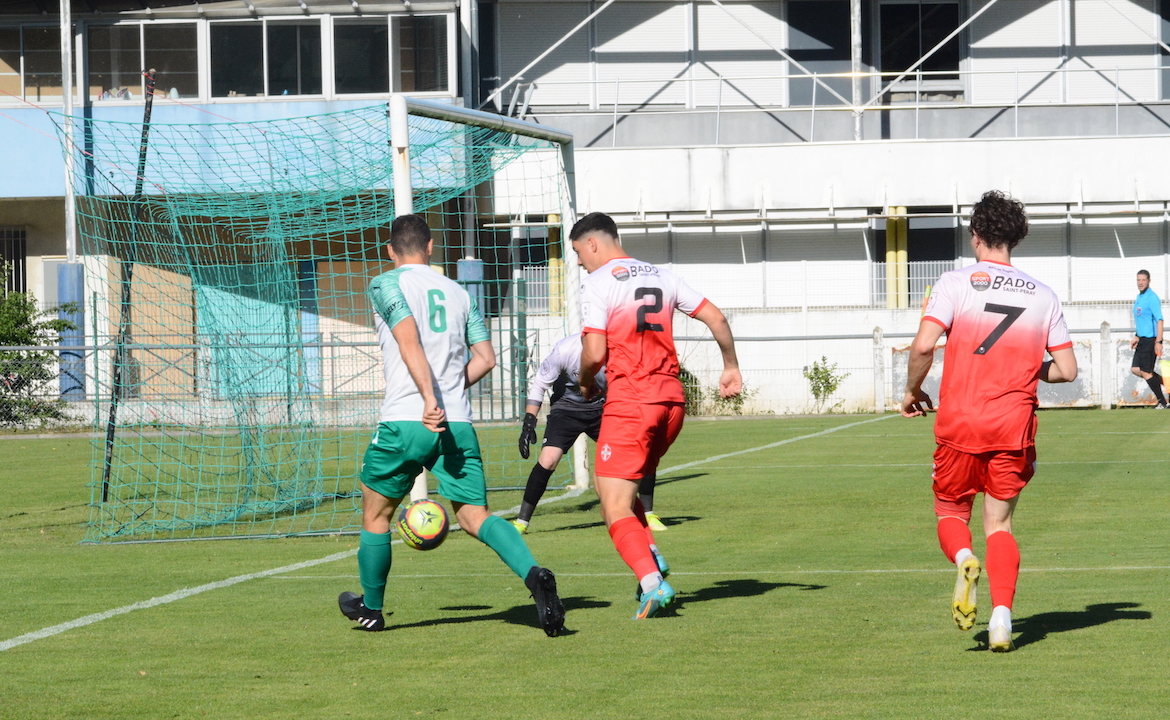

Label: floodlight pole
[58,0,86,400]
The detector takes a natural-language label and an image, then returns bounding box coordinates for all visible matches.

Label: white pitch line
[268,564,1170,580]
[1,416,889,652]
[655,414,896,476]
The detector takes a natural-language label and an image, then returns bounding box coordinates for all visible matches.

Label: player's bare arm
[1039,347,1078,383]
[465,339,497,387]
[693,301,742,398]
[902,319,946,417]
[579,331,607,400]
[389,316,446,432]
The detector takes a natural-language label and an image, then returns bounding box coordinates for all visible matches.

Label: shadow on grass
[967,602,1152,651]
[670,578,827,614]
[651,473,708,486]
[377,596,611,634]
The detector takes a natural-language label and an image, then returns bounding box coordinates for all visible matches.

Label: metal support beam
[459,0,477,107]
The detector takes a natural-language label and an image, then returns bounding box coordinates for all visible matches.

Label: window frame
[873,0,965,97]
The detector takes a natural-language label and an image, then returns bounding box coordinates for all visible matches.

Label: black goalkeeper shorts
[1133,336,1158,374]
[542,403,603,453]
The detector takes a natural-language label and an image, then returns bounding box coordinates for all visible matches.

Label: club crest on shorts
[970,271,991,291]
[611,266,630,282]
[600,443,612,461]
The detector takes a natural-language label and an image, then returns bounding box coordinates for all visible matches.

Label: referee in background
[1130,269,1167,408]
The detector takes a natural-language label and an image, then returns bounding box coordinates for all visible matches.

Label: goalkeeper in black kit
[514,333,665,533]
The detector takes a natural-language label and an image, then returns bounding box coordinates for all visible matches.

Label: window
[879,1,960,81]
[393,16,448,92]
[334,20,389,94]
[0,26,66,102]
[89,25,141,101]
[144,24,198,99]
[788,0,852,106]
[211,22,264,97]
[0,28,19,99]
[268,23,322,96]
[1,227,27,294]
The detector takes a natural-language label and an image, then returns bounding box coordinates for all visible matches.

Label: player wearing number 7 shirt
[902,191,1078,652]
[570,212,742,619]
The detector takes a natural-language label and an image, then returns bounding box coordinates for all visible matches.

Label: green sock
[477,515,538,579]
[358,528,392,611]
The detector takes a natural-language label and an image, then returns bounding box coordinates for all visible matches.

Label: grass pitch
[2,410,1168,719]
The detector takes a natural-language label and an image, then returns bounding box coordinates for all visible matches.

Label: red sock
[608,516,659,579]
[937,517,973,563]
[985,531,1020,610]
[632,498,656,547]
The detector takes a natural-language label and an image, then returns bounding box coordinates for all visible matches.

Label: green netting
[57,103,575,542]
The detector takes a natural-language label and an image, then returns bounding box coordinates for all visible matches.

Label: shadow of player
[662,578,826,616]
[652,473,708,487]
[967,602,1152,651]
[379,596,610,635]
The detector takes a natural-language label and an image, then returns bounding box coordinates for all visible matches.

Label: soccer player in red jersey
[902,191,1078,652]
[570,212,742,618]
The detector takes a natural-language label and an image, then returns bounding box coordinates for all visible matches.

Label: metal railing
[500,63,1170,143]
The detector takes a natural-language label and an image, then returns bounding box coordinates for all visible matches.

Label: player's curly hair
[570,212,620,242]
[969,190,1028,251]
[390,214,431,256]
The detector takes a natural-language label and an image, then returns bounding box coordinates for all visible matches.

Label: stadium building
[2,0,1169,413]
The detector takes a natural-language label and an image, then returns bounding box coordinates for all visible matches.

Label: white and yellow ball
[396,499,449,551]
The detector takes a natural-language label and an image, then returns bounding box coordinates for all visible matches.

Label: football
[396,499,450,551]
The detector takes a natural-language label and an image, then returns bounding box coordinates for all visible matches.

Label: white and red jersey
[580,257,708,404]
[924,260,1072,453]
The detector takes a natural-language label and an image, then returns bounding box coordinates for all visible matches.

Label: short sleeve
[1154,294,1164,322]
[923,271,957,330]
[465,294,490,345]
[671,272,708,317]
[580,278,608,334]
[368,270,412,329]
[1047,296,1073,352]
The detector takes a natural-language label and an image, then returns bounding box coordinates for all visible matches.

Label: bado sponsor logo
[612,266,630,282]
[970,272,991,291]
[991,275,1036,294]
[627,264,658,278]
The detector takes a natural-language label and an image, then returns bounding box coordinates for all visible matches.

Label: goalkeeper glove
[519,413,538,459]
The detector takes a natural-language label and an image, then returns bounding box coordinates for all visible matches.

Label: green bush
[679,365,703,416]
[803,356,850,413]
[0,273,77,426]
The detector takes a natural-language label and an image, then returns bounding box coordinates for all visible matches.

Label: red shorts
[595,401,685,480]
[932,443,1036,516]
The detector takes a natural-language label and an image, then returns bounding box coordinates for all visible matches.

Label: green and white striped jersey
[368,264,490,423]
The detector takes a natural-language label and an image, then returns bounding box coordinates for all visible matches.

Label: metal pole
[1014,67,1019,138]
[716,75,723,144]
[915,68,920,139]
[612,78,619,148]
[60,0,77,263]
[460,0,476,107]
[1115,66,1120,136]
[850,0,862,140]
[809,73,817,142]
[101,69,157,504]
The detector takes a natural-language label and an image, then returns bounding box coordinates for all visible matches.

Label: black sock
[638,473,657,513]
[520,464,555,521]
[1147,375,1167,404]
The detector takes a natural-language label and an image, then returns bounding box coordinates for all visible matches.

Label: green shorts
[359,421,488,506]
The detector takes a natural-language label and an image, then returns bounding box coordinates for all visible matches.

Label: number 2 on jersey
[427,289,447,332]
[635,287,664,332]
[975,303,1024,354]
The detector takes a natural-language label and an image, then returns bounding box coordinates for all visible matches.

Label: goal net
[63,99,578,542]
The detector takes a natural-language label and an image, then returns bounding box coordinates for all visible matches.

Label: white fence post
[1100,321,1112,411]
[873,326,885,413]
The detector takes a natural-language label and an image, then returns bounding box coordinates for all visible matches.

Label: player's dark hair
[969,190,1028,251]
[390,214,431,257]
[1138,269,1151,280]
[570,212,620,243]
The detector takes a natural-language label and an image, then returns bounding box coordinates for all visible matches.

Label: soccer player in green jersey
[338,214,566,636]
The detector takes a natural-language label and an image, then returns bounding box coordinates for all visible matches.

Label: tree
[803,356,850,413]
[0,266,77,426]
